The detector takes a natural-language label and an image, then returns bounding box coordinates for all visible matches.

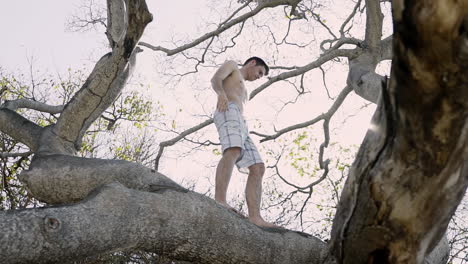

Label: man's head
[242,57,269,81]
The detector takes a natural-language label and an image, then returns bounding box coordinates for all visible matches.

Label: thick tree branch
[52,1,152,154]
[8,154,328,264]
[379,35,393,61]
[347,64,384,104]
[19,154,180,204]
[424,236,450,264]
[106,0,126,48]
[0,108,42,151]
[2,99,64,114]
[0,151,33,158]
[364,0,383,49]
[346,1,386,104]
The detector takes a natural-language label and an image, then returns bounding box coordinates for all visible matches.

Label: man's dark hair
[243,56,269,76]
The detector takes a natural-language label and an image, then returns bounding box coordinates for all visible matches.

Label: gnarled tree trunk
[329,1,468,263]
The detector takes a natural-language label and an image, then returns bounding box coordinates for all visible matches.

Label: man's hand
[217,95,228,112]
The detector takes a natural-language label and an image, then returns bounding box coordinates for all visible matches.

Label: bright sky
[0,0,207,72]
[1,1,98,72]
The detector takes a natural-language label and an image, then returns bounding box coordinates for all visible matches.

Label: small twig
[154,118,213,171]
[258,86,353,142]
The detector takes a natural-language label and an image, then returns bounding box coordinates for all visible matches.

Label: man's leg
[215,147,241,206]
[246,163,277,227]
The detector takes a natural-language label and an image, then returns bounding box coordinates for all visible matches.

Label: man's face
[248,64,266,81]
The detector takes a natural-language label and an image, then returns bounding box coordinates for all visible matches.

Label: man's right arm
[211,60,237,111]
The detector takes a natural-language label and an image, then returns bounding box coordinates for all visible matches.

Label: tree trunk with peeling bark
[329,0,468,263]
[0,0,467,263]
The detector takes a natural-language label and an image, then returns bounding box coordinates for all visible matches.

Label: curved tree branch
[255,86,353,142]
[154,118,213,171]
[138,0,301,56]
[345,0,386,105]
[250,49,360,100]
[0,151,33,158]
[6,153,328,264]
[0,108,42,151]
[2,99,64,114]
[339,0,362,37]
[52,1,152,154]
[19,154,179,204]
[0,182,327,264]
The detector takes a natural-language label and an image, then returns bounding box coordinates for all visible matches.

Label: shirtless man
[211,57,276,228]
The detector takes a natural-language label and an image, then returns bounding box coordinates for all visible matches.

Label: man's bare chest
[223,74,246,94]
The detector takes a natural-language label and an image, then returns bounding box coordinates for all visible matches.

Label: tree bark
[19,155,182,204]
[51,0,152,153]
[1,181,327,264]
[0,108,42,151]
[347,0,385,104]
[329,1,468,263]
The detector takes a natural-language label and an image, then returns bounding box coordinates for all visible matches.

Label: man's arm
[211,60,237,111]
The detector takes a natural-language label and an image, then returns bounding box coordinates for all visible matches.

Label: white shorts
[213,103,263,169]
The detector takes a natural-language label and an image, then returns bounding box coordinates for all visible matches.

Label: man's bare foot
[248,217,280,228]
[217,201,246,218]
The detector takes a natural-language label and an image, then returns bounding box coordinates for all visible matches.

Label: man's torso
[222,68,247,113]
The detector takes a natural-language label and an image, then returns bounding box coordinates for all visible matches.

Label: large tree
[1,0,467,263]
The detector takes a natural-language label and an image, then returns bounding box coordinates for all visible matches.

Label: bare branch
[320,37,362,53]
[257,86,353,142]
[0,182,327,264]
[0,151,33,158]
[213,20,246,55]
[67,0,107,33]
[250,49,359,100]
[311,12,337,39]
[220,0,252,26]
[0,108,42,151]
[339,0,362,37]
[139,0,301,56]
[267,150,309,191]
[319,66,333,99]
[2,99,64,114]
[364,0,383,48]
[154,118,214,171]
